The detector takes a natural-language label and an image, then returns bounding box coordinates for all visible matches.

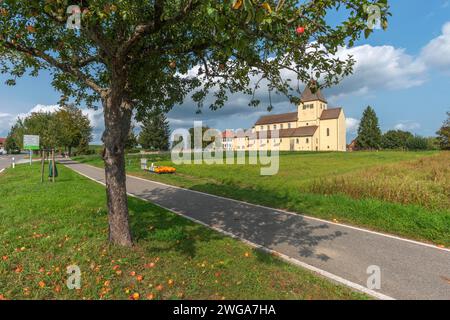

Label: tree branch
[118,0,201,61]
[1,40,105,94]
[76,55,102,68]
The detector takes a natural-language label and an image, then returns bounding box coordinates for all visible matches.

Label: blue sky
[1,0,450,143]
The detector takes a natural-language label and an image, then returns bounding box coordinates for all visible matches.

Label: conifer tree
[139,110,170,151]
[356,106,382,150]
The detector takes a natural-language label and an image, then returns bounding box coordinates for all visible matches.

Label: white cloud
[0,113,14,136]
[80,107,103,127]
[346,118,360,134]
[394,121,421,131]
[16,104,60,120]
[326,44,427,102]
[420,22,450,73]
[80,107,104,143]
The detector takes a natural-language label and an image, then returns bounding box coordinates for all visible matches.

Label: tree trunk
[102,93,133,247]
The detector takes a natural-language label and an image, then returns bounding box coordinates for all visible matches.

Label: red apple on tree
[296,26,305,35]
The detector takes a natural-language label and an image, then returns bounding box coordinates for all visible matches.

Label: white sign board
[141,158,147,170]
[23,135,40,150]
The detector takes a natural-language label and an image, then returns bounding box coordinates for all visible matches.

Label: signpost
[23,135,40,165]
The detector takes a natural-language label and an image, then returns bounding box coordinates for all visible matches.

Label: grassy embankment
[74,151,450,247]
[0,164,365,300]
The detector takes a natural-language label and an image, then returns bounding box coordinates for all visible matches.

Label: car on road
[0,148,7,155]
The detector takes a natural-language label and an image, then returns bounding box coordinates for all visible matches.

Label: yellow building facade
[228,84,347,152]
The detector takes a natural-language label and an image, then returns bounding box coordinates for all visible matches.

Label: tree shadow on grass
[128,197,226,258]
[129,180,346,265]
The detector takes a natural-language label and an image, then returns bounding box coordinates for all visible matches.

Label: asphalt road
[62,160,450,300]
[0,153,27,171]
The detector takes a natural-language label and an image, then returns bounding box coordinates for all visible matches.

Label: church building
[230,83,347,152]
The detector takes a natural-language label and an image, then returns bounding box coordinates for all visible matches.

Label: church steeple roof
[300,81,327,103]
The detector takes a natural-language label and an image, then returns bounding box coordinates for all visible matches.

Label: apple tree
[0,0,390,246]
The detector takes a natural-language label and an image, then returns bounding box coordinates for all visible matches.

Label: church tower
[298,82,328,128]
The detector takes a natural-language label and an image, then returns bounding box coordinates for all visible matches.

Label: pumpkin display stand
[148,163,176,174]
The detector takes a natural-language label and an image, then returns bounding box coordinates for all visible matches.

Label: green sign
[23,135,40,150]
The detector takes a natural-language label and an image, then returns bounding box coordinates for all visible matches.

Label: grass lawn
[74,151,450,247]
[0,164,365,300]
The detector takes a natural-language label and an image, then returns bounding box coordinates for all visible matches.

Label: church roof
[320,108,342,120]
[255,112,298,126]
[251,126,318,139]
[301,83,327,103]
[286,126,319,137]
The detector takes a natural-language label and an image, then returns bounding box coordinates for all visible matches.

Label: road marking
[64,163,396,300]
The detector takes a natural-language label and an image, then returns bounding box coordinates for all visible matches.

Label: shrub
[381,130,413,150]
[406,136,428,150]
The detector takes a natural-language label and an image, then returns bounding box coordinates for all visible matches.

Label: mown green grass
[0,164,365,300]
[74,151,450,247]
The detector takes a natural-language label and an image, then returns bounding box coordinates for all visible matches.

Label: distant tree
[5,119,24,152]
[406,135,428,151]
[7,107,92,154]
[138,110,170,151]
[76,137,91,155]
[54,105,92,156]
[381,130,413,150]
[356,106,382,150]
[125,124,138,151]
[425,137,440,150]
[22,112,57,148]
[4,131,20,154]
[436,112,450,150]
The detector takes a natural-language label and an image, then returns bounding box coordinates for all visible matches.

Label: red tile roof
[222,130,234,138]
[320,108,342,120]
[0,137,6,145]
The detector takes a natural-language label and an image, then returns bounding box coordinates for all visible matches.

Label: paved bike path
[62,160,450,300]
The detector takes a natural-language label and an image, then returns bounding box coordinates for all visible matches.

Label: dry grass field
[308,152,450,210]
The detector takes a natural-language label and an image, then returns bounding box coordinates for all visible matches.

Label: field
[0,164,364,300]
[74,151,450,246]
